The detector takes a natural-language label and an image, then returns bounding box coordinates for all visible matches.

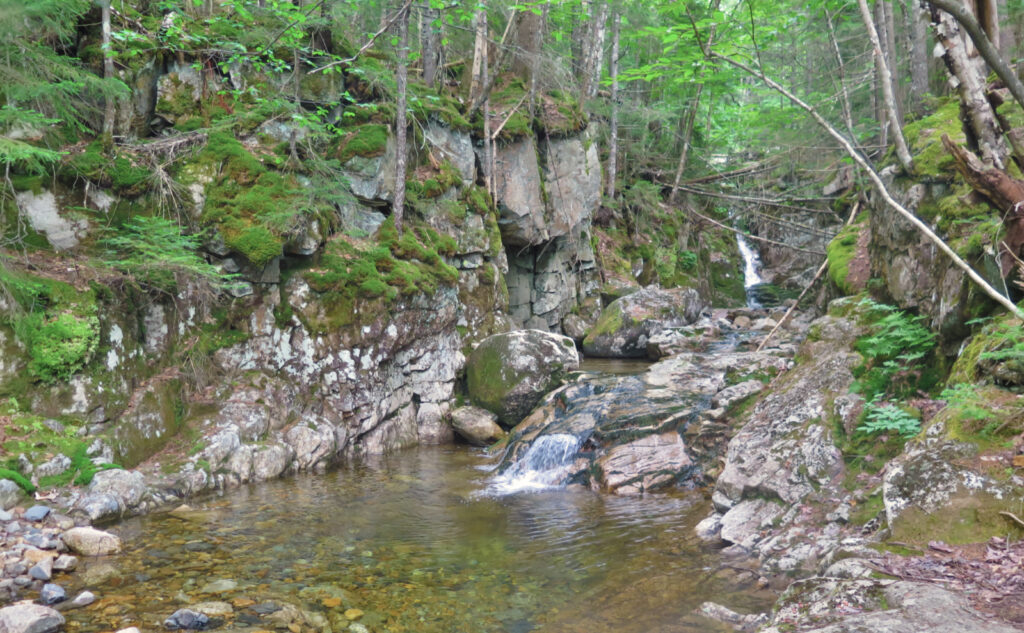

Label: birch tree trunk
[606,11,620,199]
[580,2,608,99]
[101,0,115,139]
[930,5,1009,168]
[393,4,409,234]
[859,0,914,171]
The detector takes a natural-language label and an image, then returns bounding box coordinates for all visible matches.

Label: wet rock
[711,380,764,410]
[594,431,693,494]
[191,602,233,616]
[61,527,122,556]
[450,407,506,446]
[68,591,95,609]
[583,286,705,358]
[23,506,50,522]
[198,579,237,594]
[762,578,1020,633]
[251,444,293,482]
[164,608,210,630]
[0,602,65,633]
[694,514,724,541]
[39,583,66,605]
[466,330,579,425]
[561,313,590,343]
[78,562,121,586]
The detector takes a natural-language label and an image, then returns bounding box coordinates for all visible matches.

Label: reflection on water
[65,447,771,633]
[577,357,652,375]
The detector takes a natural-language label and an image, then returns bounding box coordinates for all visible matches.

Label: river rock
[52,555,77,572]
[0,479,24,510]
[29,557,53,581]
[39,583,66,605]
[67,591,96,609]
[762,578,1020,633]
[0,602,65,633]
[164,608,210,630]
[191,601,233,616]
[23,505,50,522]
[583,286,705,358]
[61,527,122,556]
[718,498,784,549]
[449,406,506,446]
[75,469,147,521]
[466,330,579,425]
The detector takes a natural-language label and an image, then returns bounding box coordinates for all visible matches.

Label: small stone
[348,624,369,633]
[191,601,233,616]
[29,558,53,581]
[116,628,141,633]
[343,609,364,621]
[13,575,32,587]
[322,597,341,608]
[23,506,50,522]
[40,583,66,605]
[0,508,13,521]
[164,608,210,630]
[198,578,237,594]
[0,480,23,511]
[52,555,78,571]
[69,591,96,608]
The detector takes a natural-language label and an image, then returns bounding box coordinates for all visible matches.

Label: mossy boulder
[466,330,580,426]
[582,286,704,358]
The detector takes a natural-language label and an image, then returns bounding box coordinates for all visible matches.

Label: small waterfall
[489,433,583,494]
[736,233,763,288]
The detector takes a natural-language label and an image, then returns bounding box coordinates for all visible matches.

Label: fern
[857,400,921,438]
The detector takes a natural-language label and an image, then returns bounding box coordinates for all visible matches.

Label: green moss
[890,491,1024,545]
[62,141,152,196]
[903,99,965,179]
[827,214,867,295]
[0,267,99,384]
[334,124,389,163]
[302,217,459,332]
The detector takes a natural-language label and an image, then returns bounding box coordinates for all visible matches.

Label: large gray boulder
[0,478,24,510]
[466,330,579,425]
[74,469,147,522]
[0,603,65,633]
[582,286,705,358]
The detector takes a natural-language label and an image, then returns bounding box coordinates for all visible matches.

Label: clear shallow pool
[65,446,771,633]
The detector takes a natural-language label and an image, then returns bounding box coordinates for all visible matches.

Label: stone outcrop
[465,330,579,426]
[583,286,705,358]
[496,334,794,494]
[761,578,1020,633]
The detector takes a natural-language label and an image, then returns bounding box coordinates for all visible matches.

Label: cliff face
[0,46,609,512]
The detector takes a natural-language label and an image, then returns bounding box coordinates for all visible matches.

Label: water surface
[65,447,770,633]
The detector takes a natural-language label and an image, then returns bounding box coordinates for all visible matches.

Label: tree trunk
[421,4,441,88]
[826,7,856,138]
[393,4,409,234]
[511,6,543,83]
[910,2,931,115]
[930,4,1010,168]
[469,9,488,104]
[101,0,115,139]
[858,0,914,171]
[580,2,608,99]
[882,1,901,114]
[606,11,619,199]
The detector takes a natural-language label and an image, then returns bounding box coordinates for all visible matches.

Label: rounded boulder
[466,330,579,425]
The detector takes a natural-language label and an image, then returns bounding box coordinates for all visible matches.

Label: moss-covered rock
[466,329,579,426]
[583,286,704,358]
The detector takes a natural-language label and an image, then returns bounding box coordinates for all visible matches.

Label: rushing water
[64,447,771,633]
[735,233,763,289]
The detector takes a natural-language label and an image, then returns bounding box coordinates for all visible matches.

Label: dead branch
[308,0,413,75]
[686,207,826,255]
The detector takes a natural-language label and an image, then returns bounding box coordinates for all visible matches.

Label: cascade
[735,232,764,308]
[488,433,583,494]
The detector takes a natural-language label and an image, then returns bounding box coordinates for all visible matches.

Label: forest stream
[61,445,772,633]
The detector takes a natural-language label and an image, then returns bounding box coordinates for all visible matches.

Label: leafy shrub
[27,313,99,382]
